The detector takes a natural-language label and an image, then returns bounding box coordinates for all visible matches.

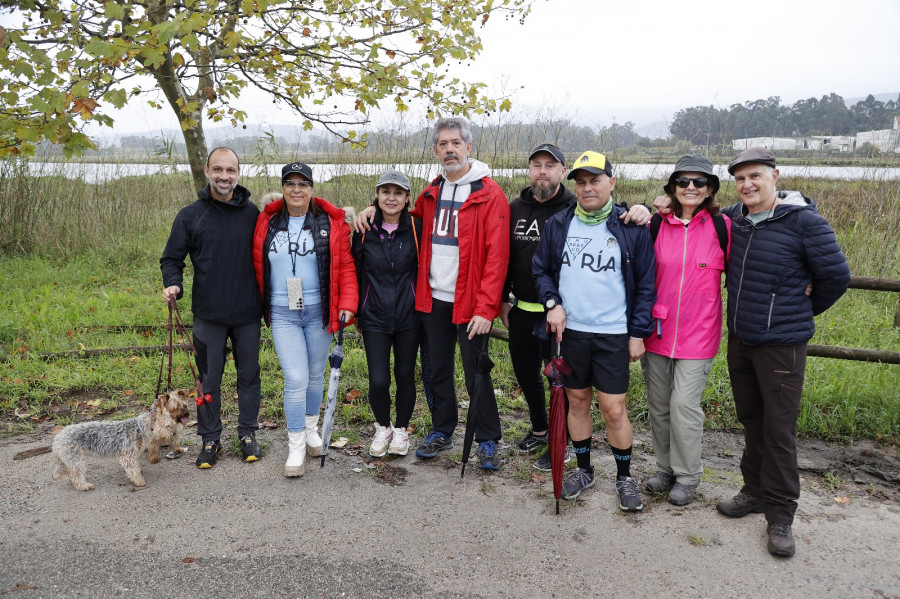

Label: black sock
[611,445,632,479]
[573,438,592,473]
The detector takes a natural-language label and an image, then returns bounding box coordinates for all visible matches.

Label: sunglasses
[674,177,709,189]
[284,180,313,189]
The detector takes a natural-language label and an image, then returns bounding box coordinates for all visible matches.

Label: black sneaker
[476,440,500,470]
[533,444,574,471]
[560,467,595,500]
[240,434,261,462]
[415,431,453,458]
[516,431,548,453]
[196,440,222,469]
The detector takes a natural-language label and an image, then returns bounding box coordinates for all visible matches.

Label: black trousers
[192,317,261,442]
[507,306,550,432]
[727,336,806,525]
[363,328,421,429]
[420,299,501,442]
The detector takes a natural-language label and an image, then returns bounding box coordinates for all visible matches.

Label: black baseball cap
[528,143,566,167]
[282,162,313,184]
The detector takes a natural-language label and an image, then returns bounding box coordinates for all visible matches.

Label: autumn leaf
[204,86,217,102]
[345,389,361,402]
[86,399,102,407]
[123,389,134,395]
[385,50,396,58]
[71,97,100,119]
[834,496,851,505]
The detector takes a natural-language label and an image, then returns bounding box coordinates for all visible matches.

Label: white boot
[284,430,307,477]
[305,415,323,457]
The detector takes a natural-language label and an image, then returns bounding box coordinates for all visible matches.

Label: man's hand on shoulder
[652,195,673,215]
[352,205,376,233]
[620,204,651,225]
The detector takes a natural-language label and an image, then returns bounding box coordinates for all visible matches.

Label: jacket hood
[446,158,491,186]
[198,184,252,207]
[262,196,346,221]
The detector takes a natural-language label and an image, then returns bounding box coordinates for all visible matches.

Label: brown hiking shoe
[767,523,796,557]
[716,492,764,518]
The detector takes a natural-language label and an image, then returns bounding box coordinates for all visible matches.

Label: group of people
[160,116,851,559]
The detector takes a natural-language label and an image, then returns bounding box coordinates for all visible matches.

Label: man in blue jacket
[533,151,656,511]
[713,148,850,557]
[160,147,263,469]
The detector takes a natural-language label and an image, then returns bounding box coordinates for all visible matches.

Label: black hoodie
[160,184,261,326]
[503,184,576,304]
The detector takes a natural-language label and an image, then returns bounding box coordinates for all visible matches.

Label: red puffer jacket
[411,175,510,323]
[253,197,357,333]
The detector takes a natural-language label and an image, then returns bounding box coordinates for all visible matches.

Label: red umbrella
[542,339,571,515]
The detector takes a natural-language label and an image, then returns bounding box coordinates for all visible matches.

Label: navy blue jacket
[532,202,656,340]
[723,191,850,346]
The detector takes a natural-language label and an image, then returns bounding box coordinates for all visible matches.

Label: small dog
[52,389,192,491]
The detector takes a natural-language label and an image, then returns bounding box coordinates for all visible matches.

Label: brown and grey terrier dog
[52,389,192,491]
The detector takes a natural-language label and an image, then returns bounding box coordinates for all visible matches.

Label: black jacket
[504,184,577,304]
[160,184,261,326]
[351,207,421,334]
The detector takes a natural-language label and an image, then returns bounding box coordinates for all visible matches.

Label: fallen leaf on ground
[330,437,348,448]
[834,496,851,504]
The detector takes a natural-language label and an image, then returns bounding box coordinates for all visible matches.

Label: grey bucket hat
[664,154,720,196]
[376,170,411,191]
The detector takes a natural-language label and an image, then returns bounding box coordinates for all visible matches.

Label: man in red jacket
[354,117,510,470]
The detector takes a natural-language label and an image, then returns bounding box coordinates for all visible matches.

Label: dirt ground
[1,410,898,599]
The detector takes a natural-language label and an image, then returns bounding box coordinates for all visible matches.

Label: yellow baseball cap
[567,151,613,179]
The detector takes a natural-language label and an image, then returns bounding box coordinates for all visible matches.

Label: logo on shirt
[561,236,617,272]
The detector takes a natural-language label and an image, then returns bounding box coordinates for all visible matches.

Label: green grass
[1,161,898,441]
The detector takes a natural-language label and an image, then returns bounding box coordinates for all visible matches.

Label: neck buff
[575,200,612,225]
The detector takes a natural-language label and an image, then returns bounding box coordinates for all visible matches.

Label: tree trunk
[181,117,209,193]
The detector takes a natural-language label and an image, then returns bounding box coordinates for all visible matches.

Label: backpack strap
[712,213,729,264]
[649,212,663,243]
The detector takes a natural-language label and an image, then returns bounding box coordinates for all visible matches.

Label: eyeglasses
[284,180,313,189]
[674,177,709,189]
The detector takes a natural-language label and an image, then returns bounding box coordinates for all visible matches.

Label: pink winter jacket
[643,210,731,360]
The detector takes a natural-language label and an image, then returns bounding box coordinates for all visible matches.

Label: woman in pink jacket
[642,154,731,506]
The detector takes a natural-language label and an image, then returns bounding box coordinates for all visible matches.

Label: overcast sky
[5,0,897,135]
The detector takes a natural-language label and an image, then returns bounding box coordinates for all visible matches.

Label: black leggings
[363,328,421,428]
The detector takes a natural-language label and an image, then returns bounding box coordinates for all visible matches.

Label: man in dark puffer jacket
[714,148,850,558]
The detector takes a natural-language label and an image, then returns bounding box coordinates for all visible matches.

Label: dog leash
[156,302,212,418]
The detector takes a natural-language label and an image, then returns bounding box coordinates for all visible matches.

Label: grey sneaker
[533,444,574,471]
[767,523,795,557]
[645,470,675,493]
[668,482,699,506]
[615,476,643,511]
[560,467,595,500]
[716,492,764,518]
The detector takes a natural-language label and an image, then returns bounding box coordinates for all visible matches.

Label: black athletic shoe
[196,440,222,469]
[240,434,261,462]
[533,444,574,471]
[516,431,548,453]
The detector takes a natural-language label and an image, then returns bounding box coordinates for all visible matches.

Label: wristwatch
[544,298,560,310]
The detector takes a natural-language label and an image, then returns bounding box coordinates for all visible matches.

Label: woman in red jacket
[253,162,357,478]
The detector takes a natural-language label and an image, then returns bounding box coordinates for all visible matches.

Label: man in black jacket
[160,147,263,469]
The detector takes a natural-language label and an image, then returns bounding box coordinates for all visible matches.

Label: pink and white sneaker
[369,423,393,457]
[387,426,410,456]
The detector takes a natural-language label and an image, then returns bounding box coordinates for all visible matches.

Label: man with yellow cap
[532,151,656,510]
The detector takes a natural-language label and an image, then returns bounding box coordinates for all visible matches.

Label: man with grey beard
[502,144,650,469]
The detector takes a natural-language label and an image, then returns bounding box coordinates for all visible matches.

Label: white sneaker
[388,426,410,456]
[369,424,393,457]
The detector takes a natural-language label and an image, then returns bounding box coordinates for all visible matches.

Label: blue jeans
[270,304,333,432]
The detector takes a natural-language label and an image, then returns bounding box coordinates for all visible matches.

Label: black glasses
[674,177,709,189]
[284,180,313,189]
